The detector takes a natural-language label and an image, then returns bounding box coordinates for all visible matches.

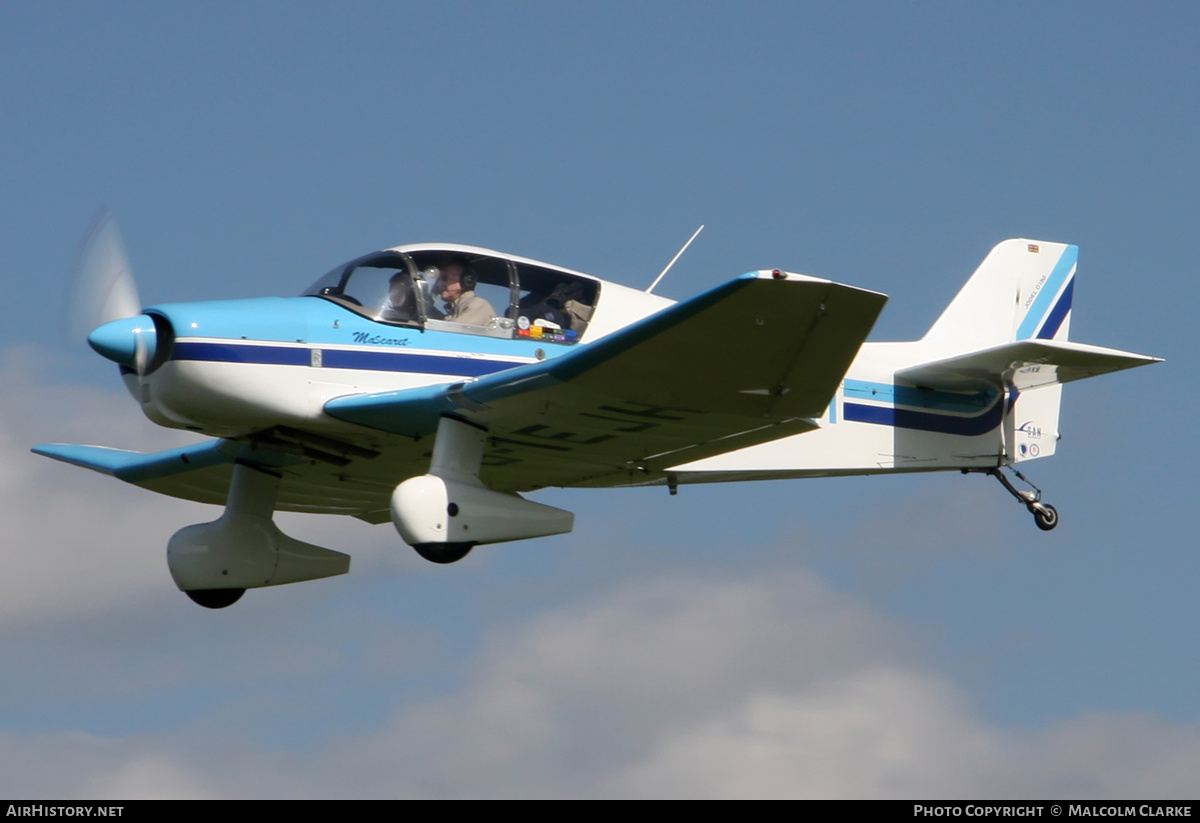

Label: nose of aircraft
[87,315,158,369]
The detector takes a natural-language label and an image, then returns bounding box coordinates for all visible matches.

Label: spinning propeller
[66,208,160,376]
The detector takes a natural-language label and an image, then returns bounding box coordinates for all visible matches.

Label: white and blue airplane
[36,225,1160,608]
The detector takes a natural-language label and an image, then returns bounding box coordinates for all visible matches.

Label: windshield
[302,251,428,326]
[406,251,514,332]
[304,249,598,343]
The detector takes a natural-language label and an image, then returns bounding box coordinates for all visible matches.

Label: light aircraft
[36,220,1161,609]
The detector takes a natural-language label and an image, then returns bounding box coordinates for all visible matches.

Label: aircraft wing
[35,273,886,518]
[326,273,887,490]
[31,437,396,516]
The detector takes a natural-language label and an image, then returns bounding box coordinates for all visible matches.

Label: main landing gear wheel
[1031,503,1058,532]
[185,588,246,609]
[413,542,474,564]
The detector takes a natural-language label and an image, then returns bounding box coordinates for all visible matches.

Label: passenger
[435,262,496,327]
[380,272,418,322]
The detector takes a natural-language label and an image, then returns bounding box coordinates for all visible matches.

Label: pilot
[435,262,496,327]
[380,271,418,322]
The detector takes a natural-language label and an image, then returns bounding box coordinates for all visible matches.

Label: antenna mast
[646,225,704,294]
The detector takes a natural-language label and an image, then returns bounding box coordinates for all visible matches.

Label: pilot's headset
[425,262,476,292]
[451,261,477,291]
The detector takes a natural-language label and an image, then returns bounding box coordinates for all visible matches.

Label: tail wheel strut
[964,467,1059,531]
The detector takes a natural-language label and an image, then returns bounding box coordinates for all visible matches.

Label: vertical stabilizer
[923,239,1077,352]
[920,239,1077,463]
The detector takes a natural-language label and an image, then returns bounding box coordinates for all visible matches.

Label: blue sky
[1,2,1196,797]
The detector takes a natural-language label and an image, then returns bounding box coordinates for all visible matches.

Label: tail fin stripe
[1036,276,1074,340]
[1016,245,1077,340]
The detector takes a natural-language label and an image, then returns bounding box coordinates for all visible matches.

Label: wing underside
[32,438,407,523]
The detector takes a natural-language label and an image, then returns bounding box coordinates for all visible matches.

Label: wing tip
[31,443,134,475]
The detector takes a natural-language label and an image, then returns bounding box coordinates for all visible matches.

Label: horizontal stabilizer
[897,339,1162,393]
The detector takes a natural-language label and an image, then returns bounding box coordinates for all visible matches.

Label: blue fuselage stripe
[841,379,1002,436]
[843,398,1003,436]
[843,379,996,413]
[171,341,524,378]
[173,342,310,366]
[321,348,517,377]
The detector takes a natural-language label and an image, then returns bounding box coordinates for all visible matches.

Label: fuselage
[90,241,1012,487]
[104,243,674,439]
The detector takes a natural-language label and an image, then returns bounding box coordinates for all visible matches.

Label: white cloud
[0,732,220,800]
[0,351,207,622]
[1,561,1199,798]
[605,670,996,798]
[312,572,1200,799]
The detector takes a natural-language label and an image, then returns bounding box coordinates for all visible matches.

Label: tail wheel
[975,468,1059,532]
[1032,504,1059,532]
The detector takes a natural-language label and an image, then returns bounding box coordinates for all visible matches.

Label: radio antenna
[646,224,704,294]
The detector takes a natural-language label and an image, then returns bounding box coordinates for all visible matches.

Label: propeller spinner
[66,208,157,374]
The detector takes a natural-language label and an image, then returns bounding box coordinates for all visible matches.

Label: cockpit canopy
[303,248,600,344]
